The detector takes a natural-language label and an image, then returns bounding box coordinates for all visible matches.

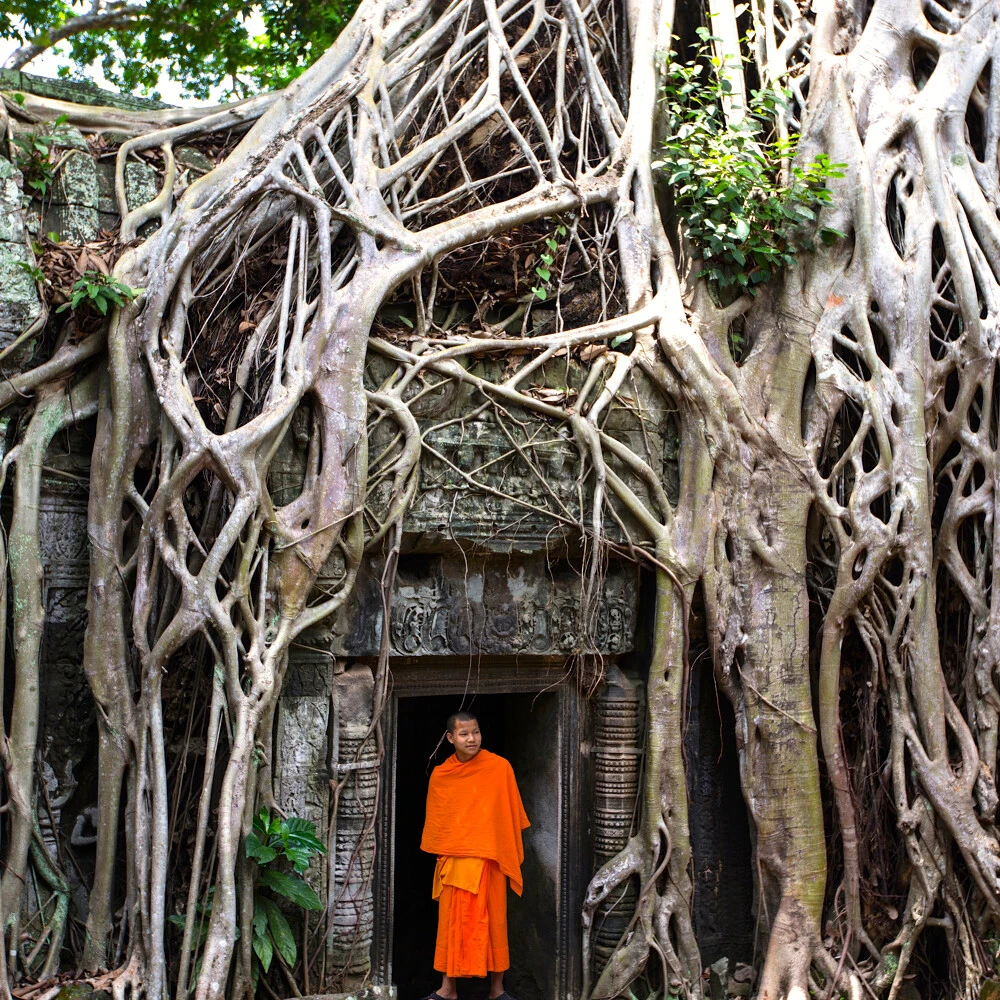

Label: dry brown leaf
[526,385,578,405]
[579,343,607,362]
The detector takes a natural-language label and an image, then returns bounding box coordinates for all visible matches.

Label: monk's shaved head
[446,710,478,734]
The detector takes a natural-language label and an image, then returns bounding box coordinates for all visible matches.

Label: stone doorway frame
[372,657,589,1000]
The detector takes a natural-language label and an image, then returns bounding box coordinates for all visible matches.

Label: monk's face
[446,719,481,762]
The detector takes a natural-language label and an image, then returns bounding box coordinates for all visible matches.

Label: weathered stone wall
[0,69,172,111]
[0,73,163,350]
[0,157,42,345]
[0,72,664,996]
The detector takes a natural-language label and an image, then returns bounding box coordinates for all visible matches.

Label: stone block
[0,158,26,240]
[93,158,161,235]
[177,146,215,175]
[292,988,396,1000]
[96,161,116,217]
[46,143,99,243]
[54,149,99,205]
[0,241,42,341]
[125,159,158,214]
[0,69,171,111]
[51,124,90,153]
[44,202,99,244]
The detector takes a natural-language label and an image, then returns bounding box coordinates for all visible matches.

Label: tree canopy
[1,0,359,98]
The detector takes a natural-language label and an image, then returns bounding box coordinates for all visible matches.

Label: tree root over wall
[2,0,1000,997]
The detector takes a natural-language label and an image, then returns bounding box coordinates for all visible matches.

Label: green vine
[654,30,845,298]
[530,222,567,301]
[244,809,325,986]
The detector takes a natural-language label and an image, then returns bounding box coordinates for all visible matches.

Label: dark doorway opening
[391,691,560,1000]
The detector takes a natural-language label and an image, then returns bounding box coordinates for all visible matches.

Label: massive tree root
[3,0,1000,996]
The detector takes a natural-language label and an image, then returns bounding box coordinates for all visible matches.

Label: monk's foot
[489,992,516,1000]
[422,992,456,1000]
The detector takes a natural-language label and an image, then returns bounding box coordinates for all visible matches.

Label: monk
[420,711,529,1000]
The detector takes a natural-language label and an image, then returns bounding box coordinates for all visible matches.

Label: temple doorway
[374,666,585,1000]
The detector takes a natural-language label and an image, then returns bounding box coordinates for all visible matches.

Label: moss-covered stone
[0,242,42,344]
[0,68,171,112]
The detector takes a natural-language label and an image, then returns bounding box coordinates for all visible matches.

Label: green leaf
[535,266,551,281]
[253,900,268,939]
[258,869,323,910]
[261,897,297,966]
[253,926,273,972]
[399,315,414,328]
[610,332,633,349]
[532,286,547,301]
[246,832,278,865]
[281,818,326,859]
[545,238,558,252]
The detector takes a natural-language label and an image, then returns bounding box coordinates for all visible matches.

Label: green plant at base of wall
[169,810,325,991]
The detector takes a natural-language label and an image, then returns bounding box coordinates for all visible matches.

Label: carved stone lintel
[333,556,637,658]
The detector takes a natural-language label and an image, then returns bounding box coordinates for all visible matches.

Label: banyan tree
[0,0,997,996]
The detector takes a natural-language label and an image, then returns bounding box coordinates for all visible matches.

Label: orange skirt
[433,858,509,977]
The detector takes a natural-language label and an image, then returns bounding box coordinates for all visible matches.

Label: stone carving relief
[362,356,680,555]
[333,556,638,658]
[275,650,332,836]
[38,476,93,807]
[328,664,378,988]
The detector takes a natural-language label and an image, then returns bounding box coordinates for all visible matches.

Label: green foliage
[10,114,71,200]
[653,30,845,298]
[2,0,361,100]
[246,808,326,874]
[14,260,47,284]
[531,223,567,301]
[247,810,324,984]
[56,272,140,316]
[168,811,323,991]
[167,889,236,987]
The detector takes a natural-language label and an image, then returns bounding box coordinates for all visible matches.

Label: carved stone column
[274,645,333,846]
[327,663,378,988]
[591,668,644,974]
[39,473,94,836]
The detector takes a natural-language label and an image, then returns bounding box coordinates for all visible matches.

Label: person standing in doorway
[420,711,529,1000]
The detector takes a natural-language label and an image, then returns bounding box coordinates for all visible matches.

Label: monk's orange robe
[420,749,530,977]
